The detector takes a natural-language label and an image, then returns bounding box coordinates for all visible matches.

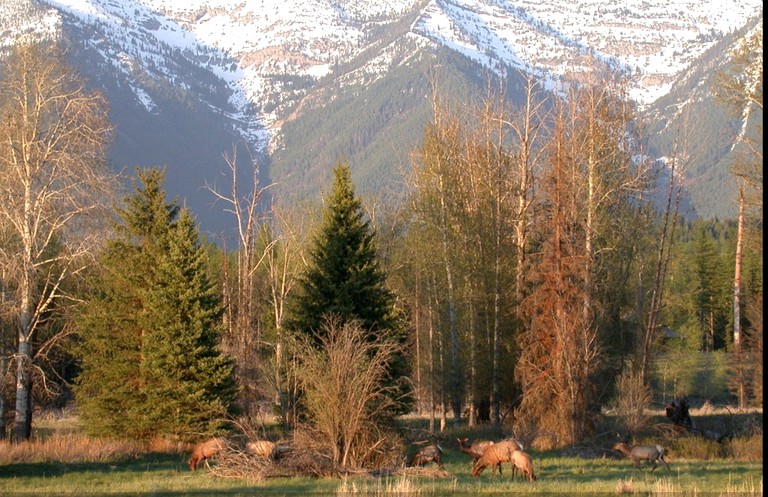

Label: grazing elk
[246,440,275,459]
[189,437,227,471]
[510,449,537,482]
[456,438,494,464]
[612,442,670,472]
[471,439,522,477]
[408,443,444,469]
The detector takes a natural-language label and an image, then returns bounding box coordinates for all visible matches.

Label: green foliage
[74,168,237,441]
[285,162,410,415]
[651,351,733,404]
[663,218,762,355]
[286,163,400,340]
[141,210,238,438]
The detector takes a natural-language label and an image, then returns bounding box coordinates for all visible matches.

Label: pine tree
[75,168,236,440]
[142,209,238,438]
[286,162,409,413]
[286,163,399,341]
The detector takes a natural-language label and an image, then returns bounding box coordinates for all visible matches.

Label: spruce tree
[286,162,399,340]
[142,209,238,438]
[75,168,236,440]
[75,168,177,438]
[286,162,410,411]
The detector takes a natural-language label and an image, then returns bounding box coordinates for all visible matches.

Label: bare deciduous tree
[260,199,314,429]
[0,40,115,441]
[207,146,271,416]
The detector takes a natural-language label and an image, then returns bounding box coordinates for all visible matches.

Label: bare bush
[612,368,653,439]
[292,316,407,471]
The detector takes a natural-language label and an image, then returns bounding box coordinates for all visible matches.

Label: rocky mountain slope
[0,0,762,237]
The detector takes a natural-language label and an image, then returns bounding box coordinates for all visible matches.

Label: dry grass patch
[0,433,145,463]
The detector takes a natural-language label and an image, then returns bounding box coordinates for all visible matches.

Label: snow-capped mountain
[0,0,762,237]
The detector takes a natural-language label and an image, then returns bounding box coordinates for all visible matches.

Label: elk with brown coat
[408,443,444,469]
[510,449,537,482]
[470,439,523,477]
[189,437,227,471]
[456,437,494,464]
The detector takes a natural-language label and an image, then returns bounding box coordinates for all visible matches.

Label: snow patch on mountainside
[414,0,762,105]
[2,0,762,152]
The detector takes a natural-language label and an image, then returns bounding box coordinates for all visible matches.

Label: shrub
[611,367,653,439]
[666,434,725,459]
[727,434,763,461]
[291,316,407,470]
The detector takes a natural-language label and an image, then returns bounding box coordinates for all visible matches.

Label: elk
[471,439,522,477]
[612,442,671,472]
[246,440,275,459]
[408,443,444,469]
[189,437,227,471]
[456,438,494,464]
[510,449,537,482]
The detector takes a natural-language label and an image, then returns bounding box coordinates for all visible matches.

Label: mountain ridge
[0,0,762,238]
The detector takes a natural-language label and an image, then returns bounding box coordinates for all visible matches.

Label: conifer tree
[75,168,176,438]
[75,168,236,440]
[286,163,399,340]
[286,162,409,412]
[142,209,238,438]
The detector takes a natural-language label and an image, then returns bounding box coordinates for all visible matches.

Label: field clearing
[0,403,761,495]
[0,439,762,495]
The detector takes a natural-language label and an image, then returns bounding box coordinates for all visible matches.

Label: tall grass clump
[0,434,145,463]
[336,475,422,495]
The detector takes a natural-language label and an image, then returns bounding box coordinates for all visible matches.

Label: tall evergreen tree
[75,168,236,440]
[693,226,728,351]
[286,163,399,340]
[75,168,176,438]
[286,162,409,412]
[142,209,238,438]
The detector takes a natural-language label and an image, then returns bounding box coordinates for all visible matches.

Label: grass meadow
[0,352,761,495]
[0,408,762,496]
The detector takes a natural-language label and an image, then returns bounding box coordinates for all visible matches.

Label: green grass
[0,444,762,495]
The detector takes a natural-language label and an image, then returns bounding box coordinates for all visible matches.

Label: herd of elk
[190,434,671,481]
[470,439,535,481]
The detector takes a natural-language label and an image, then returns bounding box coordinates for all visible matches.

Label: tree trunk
[733,192,745,408]
[12,336,32,442]
[0,354,6,440]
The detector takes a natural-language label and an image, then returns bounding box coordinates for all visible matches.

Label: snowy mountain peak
[0,0,761,234]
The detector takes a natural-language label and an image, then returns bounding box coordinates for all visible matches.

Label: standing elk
[189,437,227,471]
[471,439,523,477]
[612,442,671,472]
[408,443,444,469]
[510,449,537,482]
[456,438,494,464]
